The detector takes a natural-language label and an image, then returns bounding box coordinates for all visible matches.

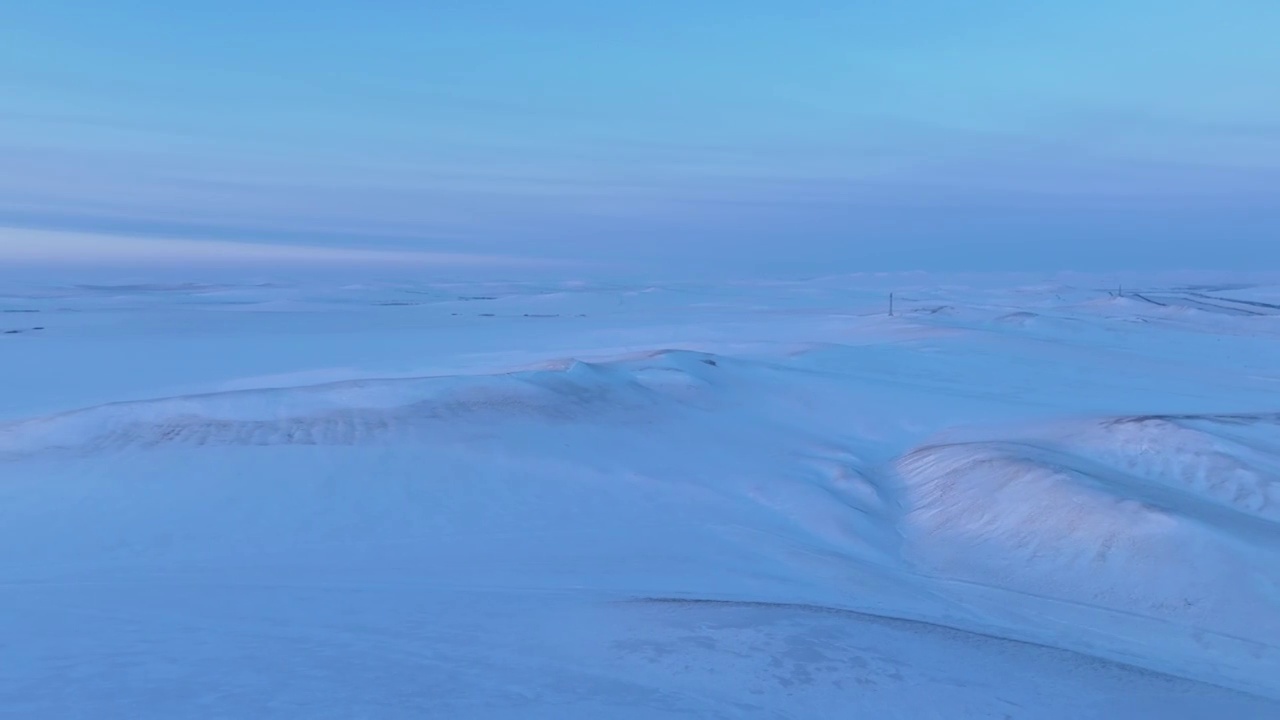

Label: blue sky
[1,1,1277,274]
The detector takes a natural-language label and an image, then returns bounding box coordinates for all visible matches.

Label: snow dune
[0,351,723,457]
[3,275,1280,717]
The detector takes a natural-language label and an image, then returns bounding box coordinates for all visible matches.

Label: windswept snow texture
[3,277,1280,718]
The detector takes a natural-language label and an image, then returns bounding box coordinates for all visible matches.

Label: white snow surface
[3,275,1280,718]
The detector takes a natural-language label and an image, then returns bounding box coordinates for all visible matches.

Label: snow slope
[2,275,1280,717]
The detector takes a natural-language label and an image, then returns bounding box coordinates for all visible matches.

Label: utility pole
[889,292,894,316]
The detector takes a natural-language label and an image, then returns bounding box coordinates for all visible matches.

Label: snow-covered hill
[3,276,1279,717]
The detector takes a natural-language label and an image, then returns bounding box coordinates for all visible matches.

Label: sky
[0,1,1277,276]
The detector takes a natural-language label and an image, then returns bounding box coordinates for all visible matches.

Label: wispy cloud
[0,227,553,267]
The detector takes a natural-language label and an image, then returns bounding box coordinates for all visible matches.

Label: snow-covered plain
[3,274,1280,718]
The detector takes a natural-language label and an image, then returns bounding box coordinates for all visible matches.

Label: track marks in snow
[610,597,1279,717]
